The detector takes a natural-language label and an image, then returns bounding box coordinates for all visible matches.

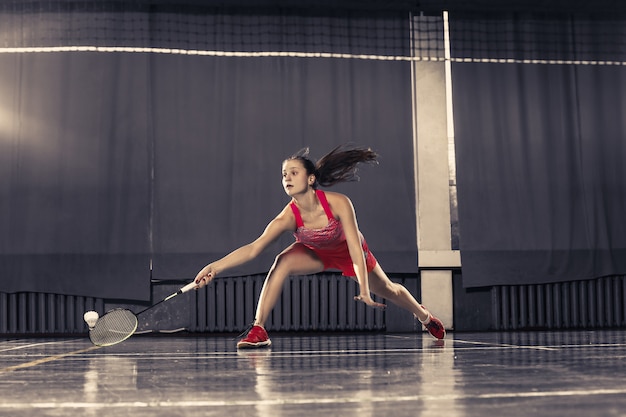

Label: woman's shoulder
[321,189,349,199]
[320,190,353,210]
[253,203,297,242]
[276,202,297,219]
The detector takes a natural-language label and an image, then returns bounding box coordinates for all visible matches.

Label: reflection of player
[195,145,445,348]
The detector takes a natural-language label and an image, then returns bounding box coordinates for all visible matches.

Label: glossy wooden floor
[1,330,626,416]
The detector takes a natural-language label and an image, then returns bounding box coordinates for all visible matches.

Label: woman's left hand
[354,294,386,309]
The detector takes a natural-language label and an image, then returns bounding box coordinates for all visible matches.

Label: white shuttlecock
[83,311,99,329]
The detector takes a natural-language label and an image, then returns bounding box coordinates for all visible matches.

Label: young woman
[194,145,445,348]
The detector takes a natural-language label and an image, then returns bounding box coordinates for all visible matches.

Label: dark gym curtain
[0,6,415,299]
[451,12,626,287]
[149,55,416,280]
[0,52,152,300]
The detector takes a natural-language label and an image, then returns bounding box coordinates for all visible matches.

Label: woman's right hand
[194,264,217,288]
[354,293,386,310]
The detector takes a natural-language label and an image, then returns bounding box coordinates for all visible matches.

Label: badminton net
[0,1,624,65]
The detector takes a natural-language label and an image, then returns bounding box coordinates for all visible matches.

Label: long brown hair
[287,144,378,188]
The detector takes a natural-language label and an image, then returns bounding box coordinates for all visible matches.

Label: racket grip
[179,281,198,294]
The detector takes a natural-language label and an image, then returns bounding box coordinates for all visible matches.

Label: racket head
[89,308,138,347]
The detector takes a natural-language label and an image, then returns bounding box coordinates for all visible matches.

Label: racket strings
[89,309,139,347]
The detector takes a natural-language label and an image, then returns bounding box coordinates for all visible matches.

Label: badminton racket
[89,280,198,347]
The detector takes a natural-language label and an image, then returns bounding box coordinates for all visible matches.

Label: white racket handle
[179,281,198,294]
[164,281,197,302]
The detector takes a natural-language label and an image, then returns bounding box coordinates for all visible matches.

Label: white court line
[388,334,626,351]
[454,339,626,351]
[1,387,626,409]
[0,345,101,373]
[34,339,626,361]
[27,349,432,362]
[0,339,84,353]
[453,339,559,351]
[2,338,620,359]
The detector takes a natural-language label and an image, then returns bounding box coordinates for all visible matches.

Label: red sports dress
[290,190,377,277]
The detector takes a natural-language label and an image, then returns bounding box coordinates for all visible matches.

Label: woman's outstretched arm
[194,205,294,287]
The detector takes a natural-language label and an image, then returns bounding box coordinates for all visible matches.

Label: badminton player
[194,145,445,348]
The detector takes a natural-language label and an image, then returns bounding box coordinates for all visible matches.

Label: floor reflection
[3,331,626,417]
[232,334,461,417]
[83,356,138,401]
[419,336,465,417]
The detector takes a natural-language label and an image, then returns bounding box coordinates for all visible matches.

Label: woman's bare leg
[366,264,430,322]
[254,243,324,327]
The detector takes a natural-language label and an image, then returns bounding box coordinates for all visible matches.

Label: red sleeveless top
[290,190,377,276]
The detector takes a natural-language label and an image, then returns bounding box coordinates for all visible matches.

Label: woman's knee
[270,245,306,272]
[270,244,323,276]
[271,251,292,270]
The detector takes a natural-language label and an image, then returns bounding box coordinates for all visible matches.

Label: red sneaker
[420,306,446,340]
[237,325,272,349]
[424,315,446,340]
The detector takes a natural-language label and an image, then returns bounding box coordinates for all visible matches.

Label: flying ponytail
[287,144,378,188]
